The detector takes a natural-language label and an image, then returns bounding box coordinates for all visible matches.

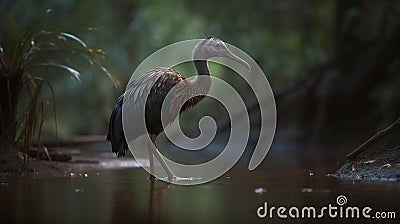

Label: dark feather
[107,95,127,157]
[144,70,185,136]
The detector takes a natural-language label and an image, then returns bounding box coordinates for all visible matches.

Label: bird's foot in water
[168,174,177,182]
[153,175,202,183]
[149,173,202,183]
[148,174,176,182]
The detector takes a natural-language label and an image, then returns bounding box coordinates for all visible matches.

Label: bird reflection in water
[148,178,171,223]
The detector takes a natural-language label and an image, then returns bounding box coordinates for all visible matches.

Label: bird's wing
[107,67,186,155]
[121,68,185,138]
[124,67,184,105]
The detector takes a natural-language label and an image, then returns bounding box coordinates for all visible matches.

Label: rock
[333,146,400,181]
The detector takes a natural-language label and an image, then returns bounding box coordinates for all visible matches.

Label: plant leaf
[58,32,87,48]
[36,63,81,81]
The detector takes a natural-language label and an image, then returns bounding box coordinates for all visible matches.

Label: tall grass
[0,10,118,158]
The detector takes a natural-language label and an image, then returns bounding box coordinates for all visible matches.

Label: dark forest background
[1,0,399,151]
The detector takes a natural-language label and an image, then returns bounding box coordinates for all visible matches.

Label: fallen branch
[346,116,400,159]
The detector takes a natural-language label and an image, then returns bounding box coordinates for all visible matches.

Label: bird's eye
[216,43,220,48]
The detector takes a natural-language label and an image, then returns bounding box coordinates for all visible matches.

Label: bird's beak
[221,49,250,70]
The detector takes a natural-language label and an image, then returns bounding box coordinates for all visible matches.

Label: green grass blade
[36,63,81,81]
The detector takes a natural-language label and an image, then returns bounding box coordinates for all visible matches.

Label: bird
[107,34,250,181]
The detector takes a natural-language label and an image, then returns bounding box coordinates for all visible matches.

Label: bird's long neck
[194,60,210,76]
[191,59,211,95]
[184,46,211,106]
[180,47,211,113]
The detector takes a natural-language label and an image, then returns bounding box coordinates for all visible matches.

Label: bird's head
[193,34,250,70]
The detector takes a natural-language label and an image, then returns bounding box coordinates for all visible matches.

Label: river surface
[0,142,399,223]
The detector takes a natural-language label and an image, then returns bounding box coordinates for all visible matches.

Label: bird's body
[107,35,249,180]
[107,66,210,157]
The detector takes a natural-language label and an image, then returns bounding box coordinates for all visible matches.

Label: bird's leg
[150,135,175,181]
[147,139,155,180]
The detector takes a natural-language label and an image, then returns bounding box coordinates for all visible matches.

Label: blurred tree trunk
[307,0,400,142]
[239,0,400,144]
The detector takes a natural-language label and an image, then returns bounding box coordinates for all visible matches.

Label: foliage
[0,9,118,153]
[1,0,399,138]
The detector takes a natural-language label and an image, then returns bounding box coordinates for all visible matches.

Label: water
[1,140,399,223]
[0,164,399,223]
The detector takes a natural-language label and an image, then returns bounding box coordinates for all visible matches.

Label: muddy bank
[334,146,400,181]
[0,142,139,178]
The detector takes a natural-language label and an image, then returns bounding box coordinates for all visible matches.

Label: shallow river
[1,158,398,223]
